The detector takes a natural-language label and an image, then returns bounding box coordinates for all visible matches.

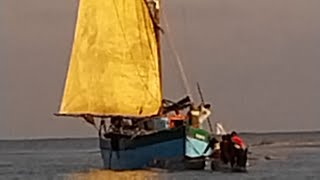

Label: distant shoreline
[1,129,320,141]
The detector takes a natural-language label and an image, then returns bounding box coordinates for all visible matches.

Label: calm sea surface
[1,132,320,180]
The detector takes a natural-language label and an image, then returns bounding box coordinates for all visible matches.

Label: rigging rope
[161,9,193,101]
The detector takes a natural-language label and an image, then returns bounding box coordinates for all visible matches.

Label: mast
[146,0,160,44]
[147,0,163,102]
[196,82,213,133]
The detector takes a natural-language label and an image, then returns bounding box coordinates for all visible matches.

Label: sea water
[1,132,320,180]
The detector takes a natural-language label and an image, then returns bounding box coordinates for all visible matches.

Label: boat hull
[99,126,211,170]
[101,138,186,170]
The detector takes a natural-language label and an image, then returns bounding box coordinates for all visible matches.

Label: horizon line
[1,129,320,141]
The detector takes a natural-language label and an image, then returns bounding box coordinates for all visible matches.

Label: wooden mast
[146,0,163,114]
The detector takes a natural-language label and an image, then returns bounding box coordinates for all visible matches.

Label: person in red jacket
[231,131,246,149]
[230,131,248,168]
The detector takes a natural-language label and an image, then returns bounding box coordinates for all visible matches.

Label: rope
[162,10,193,101]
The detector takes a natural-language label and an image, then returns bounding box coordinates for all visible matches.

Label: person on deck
[188,103,203,128]
[198,104,211,129]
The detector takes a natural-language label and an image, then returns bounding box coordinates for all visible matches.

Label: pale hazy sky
[1,0,320,139]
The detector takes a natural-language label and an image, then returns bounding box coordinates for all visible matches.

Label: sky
[1,0,320,139]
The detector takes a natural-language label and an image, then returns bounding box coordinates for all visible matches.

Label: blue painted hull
[99,127,211,170]
[185,136,212,158]
[101,138,185,169]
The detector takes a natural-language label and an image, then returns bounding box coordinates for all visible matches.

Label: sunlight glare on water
[66,170,161,180]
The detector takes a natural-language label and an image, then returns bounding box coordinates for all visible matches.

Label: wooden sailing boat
[55,0,214,170]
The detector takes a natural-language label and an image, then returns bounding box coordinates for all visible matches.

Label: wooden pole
[196,82,213,133]
[146,0,163,112]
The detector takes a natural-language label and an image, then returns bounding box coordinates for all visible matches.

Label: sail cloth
[59,0,162,117]
[215,122,227,135]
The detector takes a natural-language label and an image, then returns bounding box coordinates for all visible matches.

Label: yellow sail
[59,0,162,117]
